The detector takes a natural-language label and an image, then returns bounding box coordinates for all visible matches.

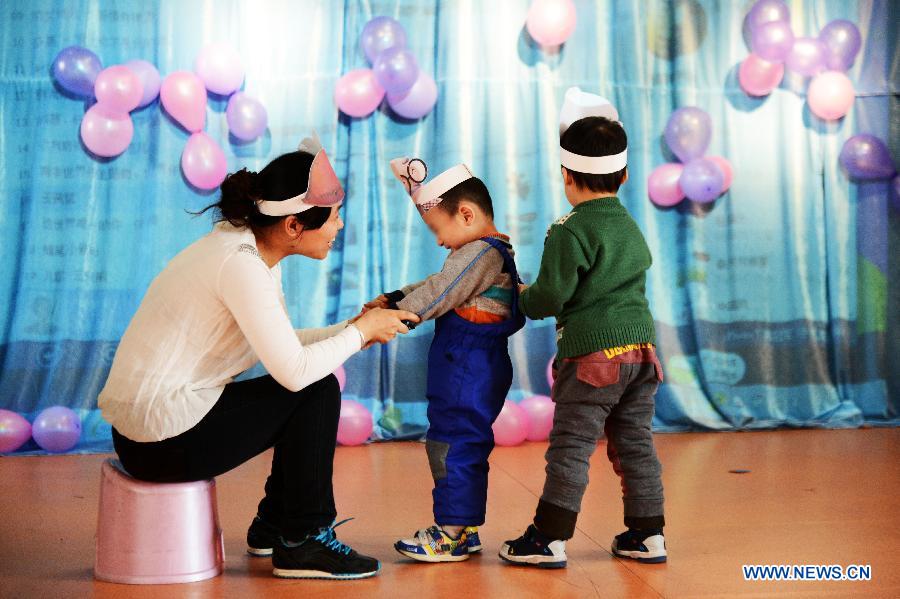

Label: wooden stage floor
[1,428,897,598]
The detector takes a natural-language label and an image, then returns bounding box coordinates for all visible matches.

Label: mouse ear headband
[256,131,345,216]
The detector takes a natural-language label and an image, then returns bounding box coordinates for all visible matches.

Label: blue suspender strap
[480,236,521,319]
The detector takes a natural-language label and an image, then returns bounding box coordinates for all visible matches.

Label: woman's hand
[518,283,529,294]
[353,308,420,347]
[363,294,390,310]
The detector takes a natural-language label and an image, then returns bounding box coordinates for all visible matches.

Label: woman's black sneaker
[272,519,381,580]
[498,524,567,568]
[246,515,279,557]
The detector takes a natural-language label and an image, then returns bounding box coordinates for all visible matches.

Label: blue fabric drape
[0,0,897,454]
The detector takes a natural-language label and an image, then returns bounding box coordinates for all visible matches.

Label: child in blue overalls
[364,157,525,562]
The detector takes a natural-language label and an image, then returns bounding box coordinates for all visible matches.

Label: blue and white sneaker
[498,524,567,568]
[611,529,667,563]
[464,526,482,553]
[394,526,470,562]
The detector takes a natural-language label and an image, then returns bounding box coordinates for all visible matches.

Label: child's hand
[364,294,390,310]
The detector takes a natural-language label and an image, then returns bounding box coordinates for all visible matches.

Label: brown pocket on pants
[575,360,620,388]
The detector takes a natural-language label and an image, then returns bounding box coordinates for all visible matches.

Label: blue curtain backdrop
[0,0,897,454]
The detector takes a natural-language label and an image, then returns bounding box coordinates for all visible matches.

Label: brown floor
[1,429,898,598]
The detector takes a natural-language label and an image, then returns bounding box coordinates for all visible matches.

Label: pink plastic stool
[95,459,225,584]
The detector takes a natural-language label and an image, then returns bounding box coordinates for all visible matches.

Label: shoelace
[313,518,354,555]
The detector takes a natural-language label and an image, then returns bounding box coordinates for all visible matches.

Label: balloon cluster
[525,0,577,48]
[52,46,157,158]
[52,43,269,190]
[648,107,733,207]
[738,0,860,121]
[334,17,437,120]
[0,407,82,454]
[839,134,897,181]
[493,395,556,447]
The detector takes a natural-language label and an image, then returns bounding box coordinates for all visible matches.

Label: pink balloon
[738,53,785,96]
[94,65,143,113]
[807,71,855,121]
[520,395,555,442]
[194,43,245,96]
[706,155,734,192]
[334,69,385,118]
[337,399,373,446]
[80,104,134,157]
[334,365,347,392]
[648,163,686,207]
[160,71,207,132]
[526,0,577,47]
[492,400,529,447]
[0,409,32,453]
[181,132,227,190]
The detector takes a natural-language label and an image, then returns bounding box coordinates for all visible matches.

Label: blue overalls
[424,236,526,526]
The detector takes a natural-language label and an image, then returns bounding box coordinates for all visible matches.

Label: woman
[98,135,418,580]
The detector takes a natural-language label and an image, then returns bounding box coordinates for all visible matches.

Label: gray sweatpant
[537,351,664,538]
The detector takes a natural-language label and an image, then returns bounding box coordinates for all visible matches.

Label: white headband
[391,157,474,215]
[558,86,627,175]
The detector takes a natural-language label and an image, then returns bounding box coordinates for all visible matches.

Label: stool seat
[94,459,224,584]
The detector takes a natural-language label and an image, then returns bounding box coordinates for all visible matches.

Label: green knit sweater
[519,196,656,358]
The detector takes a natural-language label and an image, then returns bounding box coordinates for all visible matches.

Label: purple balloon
[226,92,268,141]
[52,45,102,97]
[32,406,81,453]
[839,134,897,180]
[360,16,408,64]
[746,0,790,32]
[664,107,712,163]
[0,410,32,453]
[819,19,862,71]
[680,158,724,203]
[785,37,827,76]
[126,59,161,108]
[373,46,418,95]
[751,20,794,62]
[387,71,437,119]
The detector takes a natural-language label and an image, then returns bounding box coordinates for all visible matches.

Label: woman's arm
[219,252,363,392]
[295,321,351,345]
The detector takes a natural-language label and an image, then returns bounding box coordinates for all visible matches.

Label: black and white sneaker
[611,529,667,563]
[498,524,567,568]
[272,519,381,579]
[246,515,279,557]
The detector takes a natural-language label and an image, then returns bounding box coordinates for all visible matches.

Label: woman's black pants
[112,374,341,540]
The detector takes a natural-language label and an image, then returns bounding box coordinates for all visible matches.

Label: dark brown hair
[195,151,331,232]
[436,176,494,219]
[560,116,628,193]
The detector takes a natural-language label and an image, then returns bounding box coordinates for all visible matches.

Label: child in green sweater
[500,88,666,568]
